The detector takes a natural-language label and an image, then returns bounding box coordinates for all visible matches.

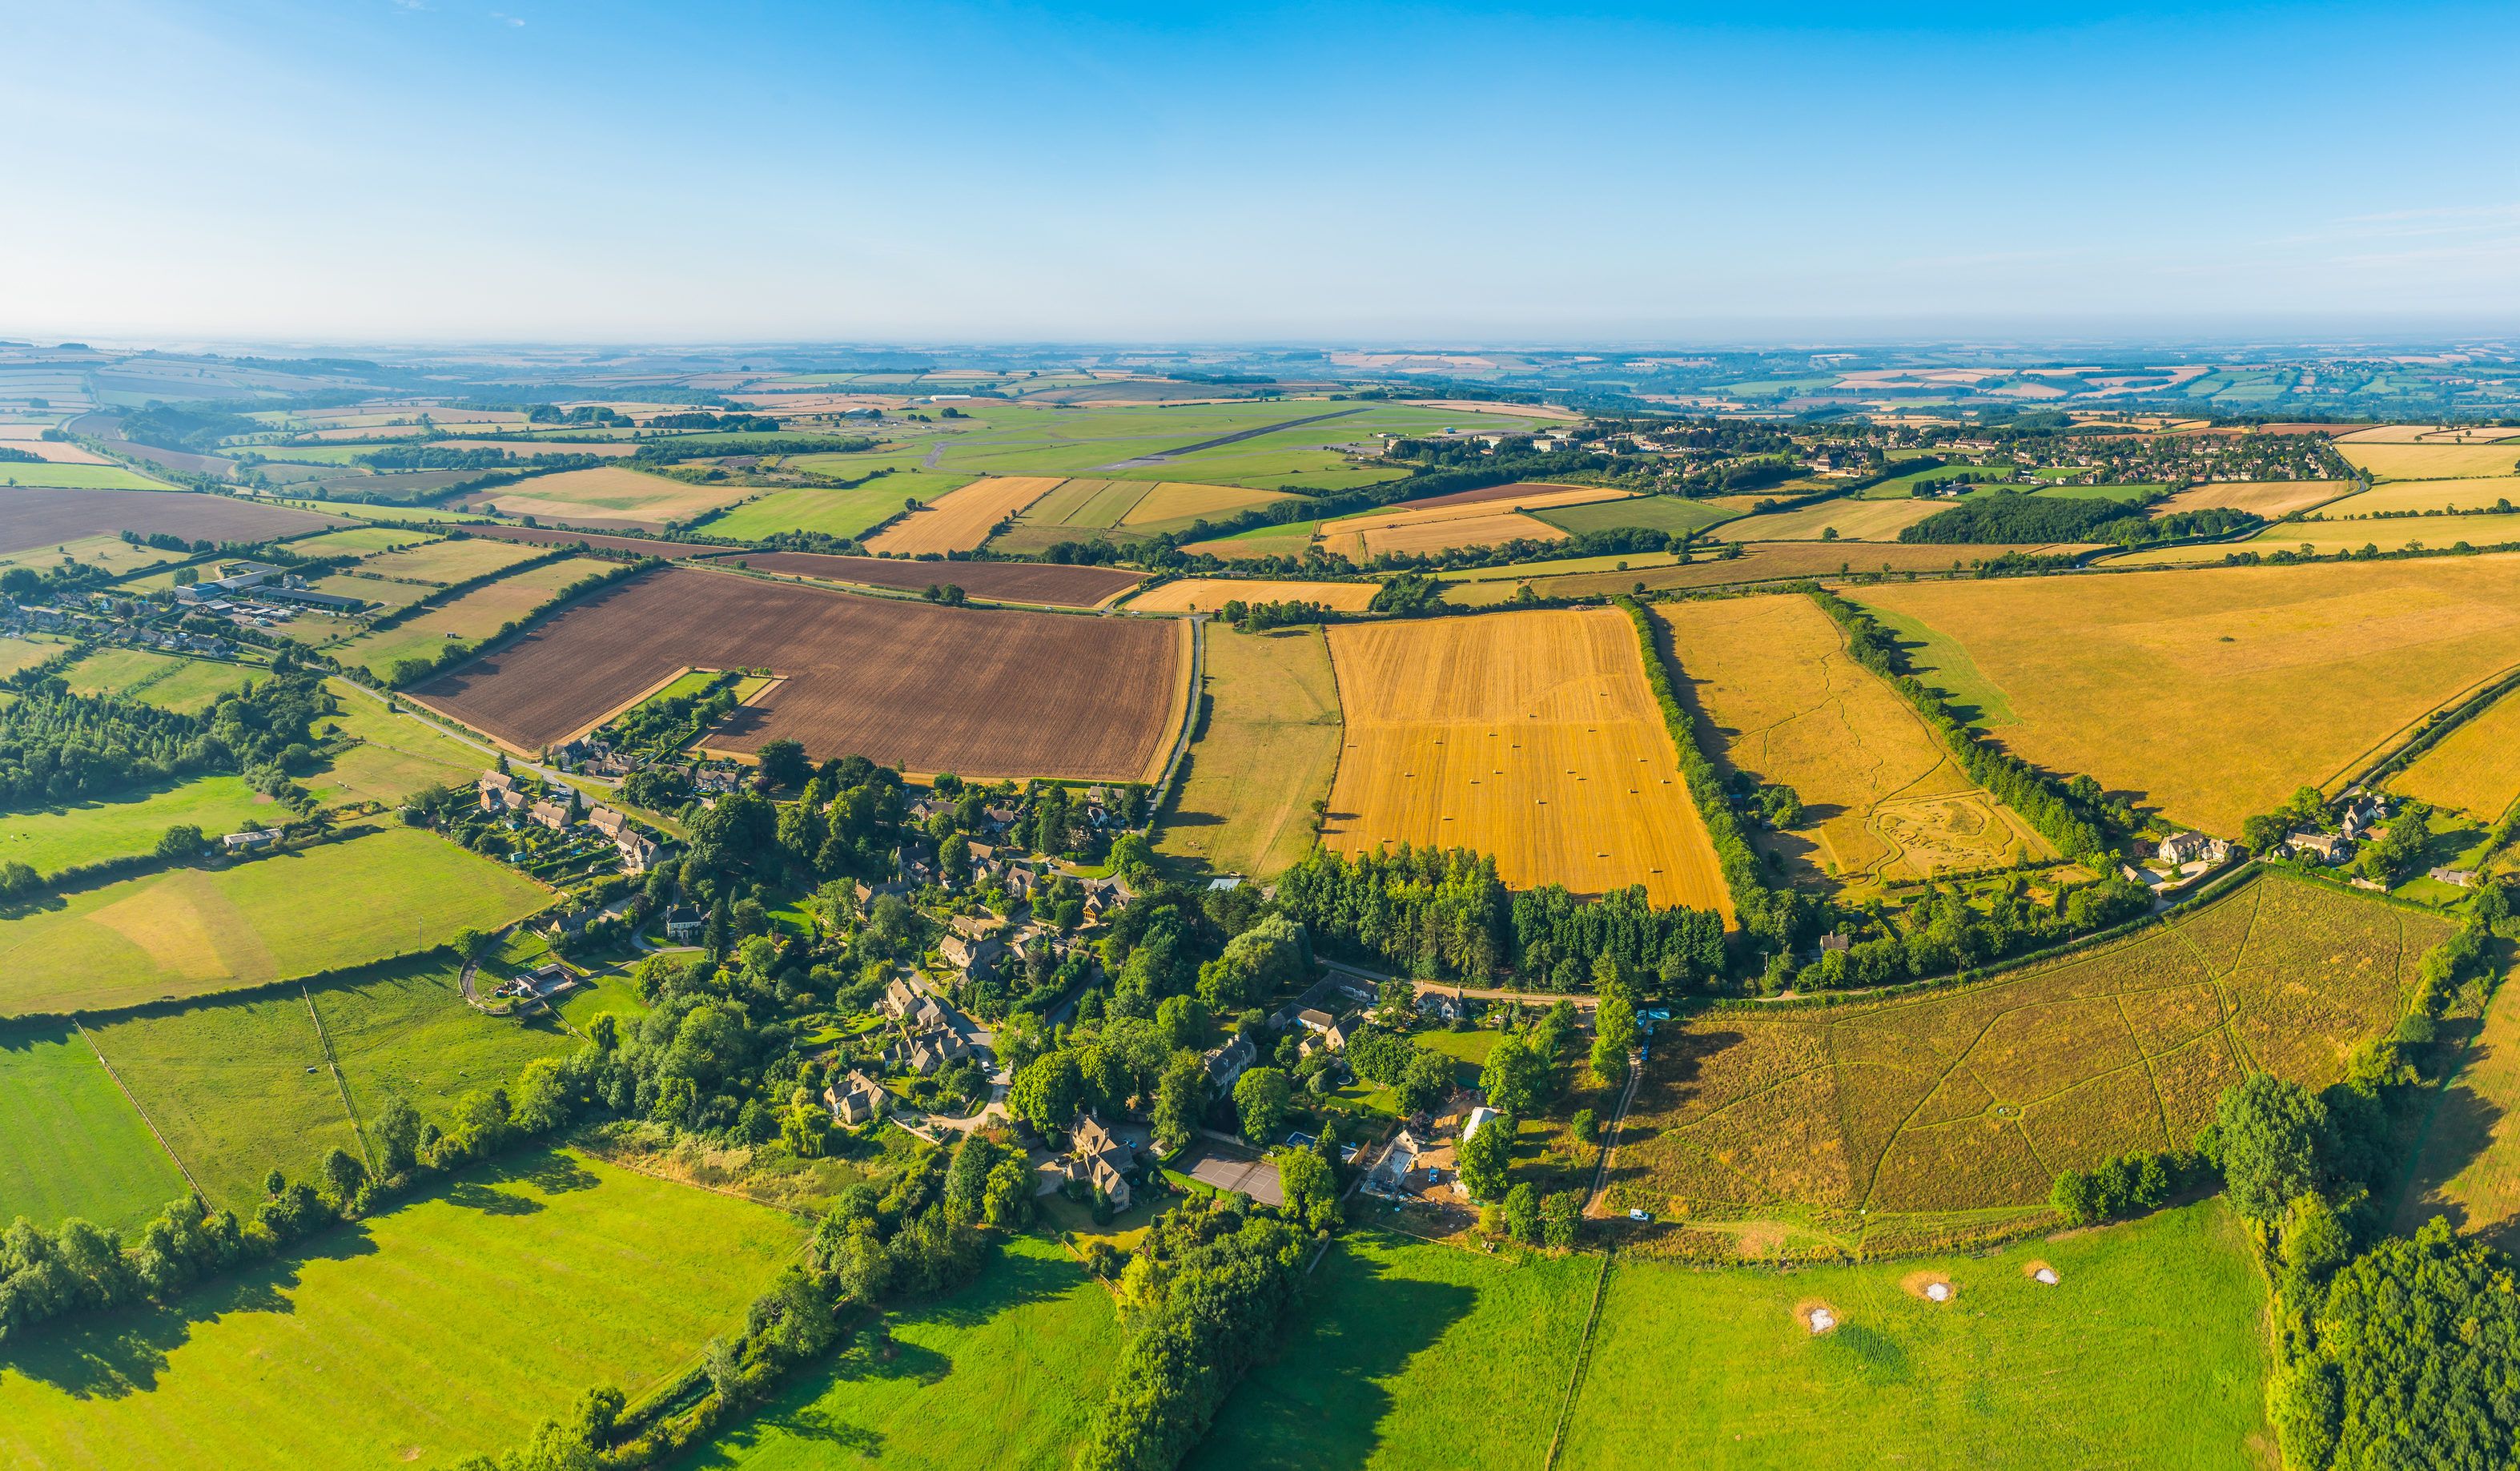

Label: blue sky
[6,0,2517,344]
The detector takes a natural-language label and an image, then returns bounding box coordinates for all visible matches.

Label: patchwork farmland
[1853,554,2520,835]
[1320,608,1732,915]
[410,565,1187,781]
[864,474,1064,554]
[1606,874,2447,1240]
[1157,625,1345,880]
[1655,594,2049,886]
[457,465,745,529]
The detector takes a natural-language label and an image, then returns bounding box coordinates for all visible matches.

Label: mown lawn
[1560,1200,2269,1469]
[0,826,551,1015]
[0,1148,804,1471]
[0,774,274,879]
[59,649,263,714]
[0,1020,191,1232]
[678,1232,1119,1471]
[1189,1230,1596,1471]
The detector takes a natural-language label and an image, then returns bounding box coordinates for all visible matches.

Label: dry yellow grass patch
[1856,556,2520,835]
[1315,484,1622,561]
[1123,579,1383,613]
[459,467,745,529]
[2313,479,2520,517]
[2389,689,2520,819]
[2337,441,2520,481]
[2153,480,2353,519]
[865,476,1063,555]
[1320,609,1733,918]
[1655,595,2050,885]
[1710,497,1946,542]
[0,436,110,464]
[2336,424,2520,445]
[1116,481,1298,527]
[2113,514,2520,565]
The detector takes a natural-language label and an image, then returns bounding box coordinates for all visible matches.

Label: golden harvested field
[1711,497,1947,542]
[866,475,1063,554]
[1156,626,1344,880]
[0,432,109,464]
[1855,556,2520,835]
[1607,874,2448,1233]
[2310,478,2520,516]
[1439,541,2094,606]
[2110,513,2520,565]
[2152,479,2353,519]
[1118,480,1300,527]
[2336,424,2520,444]
[1183,524,1317,561]
[2337,441,2520,481]
[1314,485,1623,561]
[1320,609,1733,917]
[456,466,746,530]
[351,535,545,585]
[1123,578,1384,613]
[1655,595,2050,886]
[1328,508,1565,560]
[2389,689,2520,818]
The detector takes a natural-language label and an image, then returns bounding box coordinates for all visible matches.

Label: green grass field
[678,1233,1119,1471]
[311,955,578,1124]
[333,554,609,679]
[699,474,970,541]
[1189,1231,1596,1471]
[283,524,441,556]
[0,1148,805,1471]
[1156,627,1342,881]
[0,774,274,879]
[0,462,174,490]
[0,1020,191,1232]
[0,533,190,581]
[308,681,488,806]
[0,826,551,1015]
[1859,604,2021,728]
[1533,495,1735,537]
[59,649,263,714]
[84,988,364,1210]
[1560,1201,2269,1468]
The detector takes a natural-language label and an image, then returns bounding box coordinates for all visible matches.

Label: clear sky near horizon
[6,0,2517,344]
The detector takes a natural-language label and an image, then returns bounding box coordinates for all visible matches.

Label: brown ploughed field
[409,565,1185,781]
[713,552,1143,607]
[0,486,343,555]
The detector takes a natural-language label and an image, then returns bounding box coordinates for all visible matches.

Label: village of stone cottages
[424,729,1517,1244]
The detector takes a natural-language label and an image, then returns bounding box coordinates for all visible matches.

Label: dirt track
[412,565,1184,781]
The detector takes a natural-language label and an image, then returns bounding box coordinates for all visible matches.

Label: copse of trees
[1074,1193,1308,1471]
[0,670,328,814]
[1275,845,1725,989]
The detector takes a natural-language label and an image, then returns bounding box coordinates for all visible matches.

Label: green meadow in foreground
[678,1232,1120,1471]
[0,1021,190,1232]
[1200,1201,2266,1469]
[1560,1200,2268,1469]
[0,775,274,880]
[0,826,549,1015]
[0,1149,803,1471]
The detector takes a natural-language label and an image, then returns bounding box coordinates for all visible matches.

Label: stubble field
[1156,626,1344,880]
[1606,874,2445,1238]
[459,465,746,529]
[2150,479,2354,519]
[2389,688,2520,819]
[863,475,1063,554]
[412,566,1186,781]
[1709,497,1947,543]
[1854,555,2520,835]
[2336,441,2520,480]
[1320,609,1733,915]
[1314,484,1626,561]
[1654,595,2048,886]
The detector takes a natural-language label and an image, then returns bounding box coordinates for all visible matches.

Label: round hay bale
[2022,1260,2061,1285]
[1795,1300,1839,1336]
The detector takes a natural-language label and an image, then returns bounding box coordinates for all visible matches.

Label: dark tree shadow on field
[709,704,777,744]
[1188,1240,1479,1471]
[1595,1027,1742,1195]
[1823,1324,1913,1384]
[443,1180,545,1216]
[0,1223,383,1400]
